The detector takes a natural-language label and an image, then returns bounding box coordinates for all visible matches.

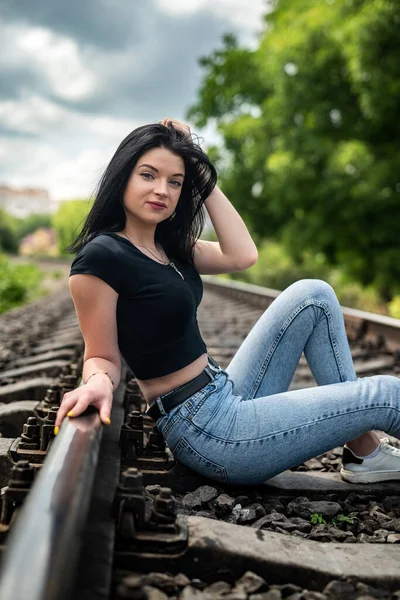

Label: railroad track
[0,276,400,600]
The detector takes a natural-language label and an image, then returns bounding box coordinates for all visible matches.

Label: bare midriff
[136,352,209,406]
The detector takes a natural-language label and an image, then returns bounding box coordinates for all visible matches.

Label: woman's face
[123,146,185,223]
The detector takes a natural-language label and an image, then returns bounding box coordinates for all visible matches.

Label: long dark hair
[65,123,217,266]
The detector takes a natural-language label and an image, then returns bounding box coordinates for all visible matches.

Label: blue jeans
[156,279,400,485]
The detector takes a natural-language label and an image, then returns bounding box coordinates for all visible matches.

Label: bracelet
[84,371,114,391]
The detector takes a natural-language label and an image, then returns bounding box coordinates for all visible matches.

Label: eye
[141,172,182,187]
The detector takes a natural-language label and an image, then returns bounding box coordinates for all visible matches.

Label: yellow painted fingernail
[54,426,59,436]
[67,411,74,417]
[105,417,111,425]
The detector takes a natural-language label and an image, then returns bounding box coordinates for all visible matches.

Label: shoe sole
[340,467,400,484]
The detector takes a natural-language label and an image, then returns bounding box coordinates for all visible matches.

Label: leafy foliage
[52,199,92,257]
[0,254,43,313]
[310,513,327,525]
[187,0,400,299]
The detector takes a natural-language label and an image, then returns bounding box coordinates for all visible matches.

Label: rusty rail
[0,400,103,600]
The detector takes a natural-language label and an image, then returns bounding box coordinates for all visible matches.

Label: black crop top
[69,232,208,380]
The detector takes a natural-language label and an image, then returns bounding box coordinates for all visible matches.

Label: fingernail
[67,411,74,417]
[54,426,59,436]
[105,417,111,425]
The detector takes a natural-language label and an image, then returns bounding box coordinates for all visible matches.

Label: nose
[153,179,168,197]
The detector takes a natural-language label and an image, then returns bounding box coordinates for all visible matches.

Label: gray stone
[232,504,242,519]
[303,457,323,470]
[143,573,178,594]
[146,485,162,496]
[194,485,218,505]
[322,580,356,599]
[222,593,247,600]
[238,503,266,524]
[187,515,400,586]
[263,470,400,495]
[358,519,380,535]
[355,581,393,598]
[179,586,206,600]
[182,493,202,511]
[235,571,267,594]
[286,499,341,520]
[262,499,285,513]
[213,494,236,515]
[203,581,232,595]
[143,586,169,600]
[251,512,287,529]
[384,518,400,532]
[287,517,312,533]
[325,527,355,542]
[387,533,400,543]
[174,574,191,588]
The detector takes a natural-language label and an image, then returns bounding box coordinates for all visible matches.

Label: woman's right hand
[54,376,113,434]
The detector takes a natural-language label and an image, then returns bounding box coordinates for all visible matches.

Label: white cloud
[14,25,97,101]
[155,0,271,46]
[0,96,66,134]
[0,95,144,200]
[0,1,269,201]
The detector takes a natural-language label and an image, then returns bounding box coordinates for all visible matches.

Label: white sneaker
[340,437,400,483]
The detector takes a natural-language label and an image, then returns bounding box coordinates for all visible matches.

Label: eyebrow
[138,163,185,178]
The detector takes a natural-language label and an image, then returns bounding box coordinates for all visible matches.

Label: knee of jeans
[290,278,338,303]
[372,374,400,390]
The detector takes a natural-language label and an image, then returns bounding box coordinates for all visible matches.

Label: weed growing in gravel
[331,514,358,528]
[310,513,358,528]
[310,513,327,525]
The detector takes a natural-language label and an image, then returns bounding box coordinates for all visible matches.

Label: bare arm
[55,274,121,432]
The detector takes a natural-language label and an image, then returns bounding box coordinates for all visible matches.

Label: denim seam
[249,299,346,399]
[186,383,218,419]
[181,404,399,444]
[174,437,229,484]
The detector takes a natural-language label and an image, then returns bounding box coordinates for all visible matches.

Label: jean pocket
[157,402,185,437]
[173,436,229,485]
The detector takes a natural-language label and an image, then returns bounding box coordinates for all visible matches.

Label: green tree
[187,0,400,299]
[52,199,91,257]
[0,209,19,253]
[16,213,52,238]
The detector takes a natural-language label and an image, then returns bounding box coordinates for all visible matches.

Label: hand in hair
[158,118,192,141]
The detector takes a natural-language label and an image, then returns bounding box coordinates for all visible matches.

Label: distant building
[0,185,59,219]
[19,227,58,257]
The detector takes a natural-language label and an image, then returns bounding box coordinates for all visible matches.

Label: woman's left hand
[158,118,191,139]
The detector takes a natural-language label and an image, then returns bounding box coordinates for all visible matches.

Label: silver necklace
[120,231,185,280]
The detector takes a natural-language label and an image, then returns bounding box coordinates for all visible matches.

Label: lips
[148,201,167,208]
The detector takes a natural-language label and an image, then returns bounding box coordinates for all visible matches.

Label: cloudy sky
[0,0,270,204]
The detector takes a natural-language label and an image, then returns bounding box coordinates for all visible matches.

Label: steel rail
[0,397,103,600]
[202,275,400,350]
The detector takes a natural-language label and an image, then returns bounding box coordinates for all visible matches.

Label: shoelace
[380,437,400,455]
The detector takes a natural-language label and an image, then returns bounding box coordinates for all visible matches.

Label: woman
[56,118,400,486]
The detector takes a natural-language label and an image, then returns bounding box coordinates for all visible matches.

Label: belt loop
[204,365,215,380]
[155,397,167,416]
[207,356,221,374]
